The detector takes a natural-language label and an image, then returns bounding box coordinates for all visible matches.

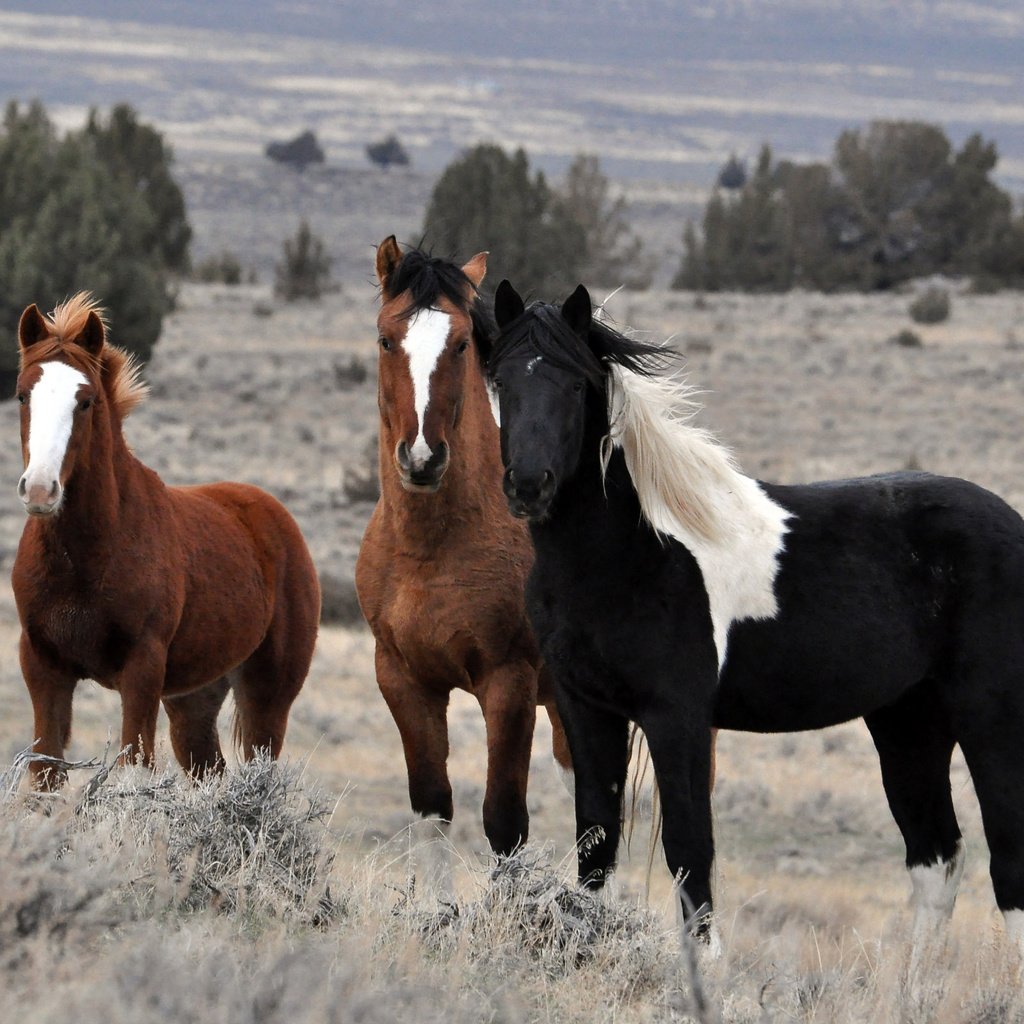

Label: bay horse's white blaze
[909,839,965,939]
[21,361,89,508]
[605,366,791,670]
[402,307,452,463]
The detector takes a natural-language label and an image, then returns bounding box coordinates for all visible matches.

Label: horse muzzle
[503,467,555,521]
[18,473,63,517]
[395,440,450,493]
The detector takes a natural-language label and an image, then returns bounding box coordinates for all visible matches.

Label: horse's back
[717,471,1024,730]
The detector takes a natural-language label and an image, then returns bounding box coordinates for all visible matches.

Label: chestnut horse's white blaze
[20,361,89,511]
[402,307,452,464]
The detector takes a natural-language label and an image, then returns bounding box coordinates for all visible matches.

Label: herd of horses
[12,237,1024,953]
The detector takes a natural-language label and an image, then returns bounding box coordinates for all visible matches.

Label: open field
[3,280,1024,1019]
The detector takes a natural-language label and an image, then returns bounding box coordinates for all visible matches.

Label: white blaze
[402,308,451,464]
[23,362,88,497]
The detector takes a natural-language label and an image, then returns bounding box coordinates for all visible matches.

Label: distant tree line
[0,100,190,384]
[676,121,1024,292]
[422,144,649,297]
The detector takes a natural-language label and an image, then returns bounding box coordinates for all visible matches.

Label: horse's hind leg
[162,678,231,779]
[232,648,305,759]
[232,598,318,760]
[864,685,962,943]
[954,691,1024,950]
[539,666,573,796]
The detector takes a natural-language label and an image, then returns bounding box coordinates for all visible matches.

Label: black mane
[488,300,670,388]
[385,246,495,364]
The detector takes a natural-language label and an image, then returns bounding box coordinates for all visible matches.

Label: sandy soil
[2,279,1023,942]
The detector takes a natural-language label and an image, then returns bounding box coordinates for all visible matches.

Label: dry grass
[2,752,1023,1024]
[5,285,1024,1018]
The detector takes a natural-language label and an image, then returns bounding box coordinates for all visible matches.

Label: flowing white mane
[604,366,738,543]
[603,364,792,668]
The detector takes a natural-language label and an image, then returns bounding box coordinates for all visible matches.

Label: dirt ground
[2,279,1023,943]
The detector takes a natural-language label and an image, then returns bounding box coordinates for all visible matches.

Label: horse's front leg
[478,659,539,856]
[115,641,168,768]
[375,644,455,894]
[639,696,716,935]
[21,632,78,790]
[556,685,631,888]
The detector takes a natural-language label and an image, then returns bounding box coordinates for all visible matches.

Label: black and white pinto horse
[488,278,1024,948]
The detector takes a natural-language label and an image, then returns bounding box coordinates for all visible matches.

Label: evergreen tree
[422,144,584,296]
[673,120,1021,293]
[557,154,648,288]
[274,219,332,301]
[83,103,192,273]
[0,101,183,384]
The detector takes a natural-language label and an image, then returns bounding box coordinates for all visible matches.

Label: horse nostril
[542,470,554,486]
[396,441,411,470]
[17,477,26,498]
[48,479,59,499]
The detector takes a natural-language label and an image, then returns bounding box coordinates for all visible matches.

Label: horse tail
[625,726,663,900]
[231,705,244,761]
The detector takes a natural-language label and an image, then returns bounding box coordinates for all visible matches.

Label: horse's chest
[29,596,135,682]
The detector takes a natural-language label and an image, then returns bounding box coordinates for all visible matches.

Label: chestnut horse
[356,238,570,869]
[12,294,320,789]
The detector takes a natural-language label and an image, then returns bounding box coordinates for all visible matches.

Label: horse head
[15,298,108,516]
[490,280,600,521]
[14,294,147,517]
[374,236,489,493]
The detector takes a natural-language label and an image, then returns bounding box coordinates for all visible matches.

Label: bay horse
[489,278,1024,950]
[355,238,571,872]
[12,294,320,790]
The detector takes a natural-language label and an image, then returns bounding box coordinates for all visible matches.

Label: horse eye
[16,393,26,405]
[78,398,92,411]
[492,378,503,391]
[573,381,585,393]
[379,336,392,352]
[455,340,469,356]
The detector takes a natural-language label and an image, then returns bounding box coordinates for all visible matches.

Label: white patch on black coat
[401,308,451,464]
[605,365,791,671]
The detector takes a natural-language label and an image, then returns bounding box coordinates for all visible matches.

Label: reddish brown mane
[20,292,149,419]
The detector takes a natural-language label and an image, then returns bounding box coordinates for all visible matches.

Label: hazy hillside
[2,1,1022,193]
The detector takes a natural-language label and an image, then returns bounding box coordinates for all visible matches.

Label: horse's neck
[378,369,506,551]
[34,413,153,572]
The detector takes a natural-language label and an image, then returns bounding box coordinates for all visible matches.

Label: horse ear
[494,279,525,329]
[461,251,487,289]
[77,310,106,356]
[18,304,49,351]
[561,284,592,336]
[375,235,402,292]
